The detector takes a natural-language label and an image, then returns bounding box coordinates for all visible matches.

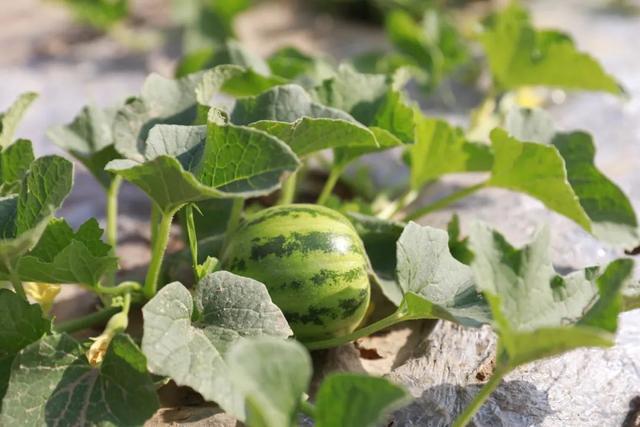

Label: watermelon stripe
[221,204,371,342]
[249,231,365,261]
[243,205,347,228]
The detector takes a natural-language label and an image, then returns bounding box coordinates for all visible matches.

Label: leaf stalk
[317,164,345,205]
[451,365,509,427]
[55,306,121,334]
[299,399,317,419]
[143,207,178,299]
[105,175,122,249]
[304,307,408,350]
[404,181,487,221]
[278,171,298,205]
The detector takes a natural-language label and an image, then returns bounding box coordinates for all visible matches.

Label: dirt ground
[1,0,639,425]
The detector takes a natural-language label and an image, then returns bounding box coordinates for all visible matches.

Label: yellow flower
[23,282,61,314]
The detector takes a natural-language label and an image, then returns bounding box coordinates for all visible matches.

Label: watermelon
[221,204,371,342]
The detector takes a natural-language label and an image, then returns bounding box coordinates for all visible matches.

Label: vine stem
[106,175,122,249]
[316,164,345,205]
[305,308,407,350]
[93,281,141,296]
[184,204,199,277]
[452,366,509,427]
[404,182,488,221]
[143,207,178,299]
[55,306,120,334]
[278,172,298,205]
[226,198,244,235]
[104,175,122,287]
[299,399,316,419]
[150,203,161,248]
[378,189,418,220]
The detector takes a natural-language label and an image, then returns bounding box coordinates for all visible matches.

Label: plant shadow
[392,379,553,427]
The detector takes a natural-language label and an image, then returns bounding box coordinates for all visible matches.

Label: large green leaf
[396,222,490,326]
[113,72,203,161]
[141,272,292,420]
[230,84,354,125]
[447,214,473,265]
[410,115,492,189]
[107,121,299,213]
[267,46,335,83]
[0,92,37,149]
[226,337,312,427]
[174,1,250,52]
[0,289,50,406]
[0,156,74,268]
[311,65,415,142]
[250,117,379,158]
[196,64,286,105]
[385,9,468,89]
[480,2,621,93]
[1,333,158,426]
[504,109,638,246]
[2,218,118,286]
[0,139,34,195]
[47,105,120,188]
[470,222,634,367]
[488,128,591,230]
[314,373,412,427]
[348,212,405,305]
[334,126,405,168]
[552,132,639,247]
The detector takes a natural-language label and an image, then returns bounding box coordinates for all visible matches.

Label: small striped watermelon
[221,204,371,342]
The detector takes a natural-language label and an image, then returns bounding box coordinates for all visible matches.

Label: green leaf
[230,84,354,125]
[196,64,286,105]
[251,117,379,158]
[503,109,638,246]
[396,222,490,326]
[0,92,37,149]
[410,115,493,189]
[267,47,335,83]
[470,222,634,367]
[552,132,639,247]
[59,0,128,29]
[3,218,118,286]
[488,128,591,231]
[0,139,34,195]
[334,126,405,168]
[0,289,50,406]
[174,1,250,51]
[226,337,312,427]
[2,333,159,426]
[447,214,474,265]
[385,9,468,89]
[47,105,120,188]
[176,39,272,77]
[311,65,415,142]
[481,2,621,93]
[348,212,405,305]
[141,272,292,420]
[107,122,299,213]
[113,72,203,161]
[314,373,412,427]
[197,121,300,193]
[0,156,74,268]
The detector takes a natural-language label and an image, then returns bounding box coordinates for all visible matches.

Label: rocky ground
[1,0,639,425]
